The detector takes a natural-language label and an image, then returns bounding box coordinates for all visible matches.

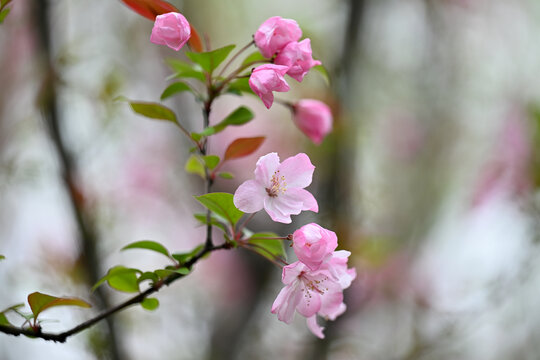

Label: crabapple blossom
[249,64,290,109]
[254,16,302,58]
[293,99,333,144]
[274,39,321,82]
[320,250,357,289]
[271,259,353,339]
[292,223,337,271]
[150,12,191,51]
[233,152,318,223]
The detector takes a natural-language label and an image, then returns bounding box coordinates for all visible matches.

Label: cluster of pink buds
[251,17,333,144]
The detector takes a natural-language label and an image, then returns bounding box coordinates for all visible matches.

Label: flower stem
[218,40,255,78]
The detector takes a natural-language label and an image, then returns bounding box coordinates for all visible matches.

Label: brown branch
[0,243,230,343]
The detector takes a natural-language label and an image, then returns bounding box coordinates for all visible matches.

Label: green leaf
[27,292,91,320]
[0,255,4,261]
[248,232,286,261]
[166,59,205,81]
[176,267,190,275]
[193,213,228,233]
[185,155,206,178]
[218,172,234,179]
[0,313,11,326]
[226,78,253,96]
[313,64,330,85]
[140,298,159,311]
[241,50,267,66]
[171,244,205,265]
[160,82,191,100]
[129,101,178,124]
[154,267,191,279]
[137,271,159,285]
[203,155,220,170]
[92,266,141,293]
[224,137,265,161]
[185,45,235,73]
[0,0,12,7]
[0,8,9,24]
[191,132,202,142]
[200,106,254,136]
[195,192,244,226]
[121,240,171,259]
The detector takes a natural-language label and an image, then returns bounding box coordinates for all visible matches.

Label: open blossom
[271,256,355,339]
[233,152,318,223]
[249,64,290,109]
[293,223,337,271]
[254,16,302,58]
[274,39,321,82]
[293,99,333,144]
[150,12,191,51]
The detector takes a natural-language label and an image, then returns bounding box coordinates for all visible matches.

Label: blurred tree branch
[0,243,230,343]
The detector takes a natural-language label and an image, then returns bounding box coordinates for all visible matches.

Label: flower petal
[254,152,280,187]
[296,281,322,318]
[263,197,293,223]
[282,188,318,213]
[306,316,325,339]
[271,282,302,324]
[233,180,265,213]
[278,153,315,188]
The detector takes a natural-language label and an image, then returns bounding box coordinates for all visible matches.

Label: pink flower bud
[254,16,302,58]
[249,64,290,109]
[292,223,338,270]
[150,12,191,51]
[293,100,333,144]
[274,39,321,82]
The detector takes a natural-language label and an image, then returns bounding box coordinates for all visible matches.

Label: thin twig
[217,40,255,78]
[0,243,230,343]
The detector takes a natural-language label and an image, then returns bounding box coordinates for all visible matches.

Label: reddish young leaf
[120,0,178,20]
[224,137,265,161]
[188,25,204,53]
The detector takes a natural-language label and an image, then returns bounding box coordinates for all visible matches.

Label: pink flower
[271,261,347,339]
[254,16,302,58]
[233,152,318,224]
[292,223,337,271]
[321,250,357,289]
[293,100,333,144]
[150,12,191,51]
[249,64,290,109]
[274,39,321,82]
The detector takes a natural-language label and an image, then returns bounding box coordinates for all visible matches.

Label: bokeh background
[2,0,540,359]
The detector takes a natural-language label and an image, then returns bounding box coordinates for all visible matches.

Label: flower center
[299,272,330,307]
[266,170,287,197]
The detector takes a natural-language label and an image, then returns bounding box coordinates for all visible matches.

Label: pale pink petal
[278,153,315,188]
[233,180,265,213]
[271,282,302,323]
[306,316,325,339]
[281,188,319,212]
[254,152,280,187]
[282,261,305,284]
[296,283,322,317]
[318,283,346,320]
[263,197,293,223]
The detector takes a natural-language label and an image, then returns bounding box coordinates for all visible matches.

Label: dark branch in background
[0,243,230,343]
[310,0,365,359]
[32,2,122,358]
